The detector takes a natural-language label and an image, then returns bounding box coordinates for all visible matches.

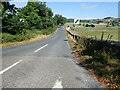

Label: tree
[54,14,67,25]
[2,0,66,35]
[2,2,20,34]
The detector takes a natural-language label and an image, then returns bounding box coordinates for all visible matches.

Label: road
[1,27,103,88]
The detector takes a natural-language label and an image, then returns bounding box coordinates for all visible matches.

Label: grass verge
[1,28,58,48]
[67,32,120,89]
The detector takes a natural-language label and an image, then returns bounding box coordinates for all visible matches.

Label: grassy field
[73,27,118,41]
[65,22,119,41]
[65,22,74,26]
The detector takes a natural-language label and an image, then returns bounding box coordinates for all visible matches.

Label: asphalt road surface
[1,27,103,88]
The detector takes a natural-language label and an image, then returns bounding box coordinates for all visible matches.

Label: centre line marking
[52,77,63,89]
[0,60,22,75]
[35,44,48,53]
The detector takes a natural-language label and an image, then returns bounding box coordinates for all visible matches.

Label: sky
[10,1,119,19]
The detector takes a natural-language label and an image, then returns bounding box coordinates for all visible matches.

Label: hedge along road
[1,27,103,88]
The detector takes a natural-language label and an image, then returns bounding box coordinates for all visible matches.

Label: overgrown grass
[1,26,57,48]
[1,35,49,48]
[67,32,120,89]
[2,26,57,43]
[41,27,57,35]
[2,30,42,43]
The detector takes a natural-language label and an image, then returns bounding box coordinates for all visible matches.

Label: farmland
[65,23,119,41]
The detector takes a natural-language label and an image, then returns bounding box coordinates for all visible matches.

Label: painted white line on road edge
[52,77,63,88]
[66,37,71,49]
[0,60,22,75]
[35,44,48,53]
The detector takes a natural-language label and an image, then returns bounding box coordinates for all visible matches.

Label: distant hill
[80,17,119,23]
[103,17,113,19]
[67,17,119,25]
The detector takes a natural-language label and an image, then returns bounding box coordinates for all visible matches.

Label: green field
[65,22,119,41]
[65,22,74,26]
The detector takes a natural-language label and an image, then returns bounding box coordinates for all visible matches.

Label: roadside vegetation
[67,24,120,88]
[1,1,66,47]
[1,28,57,48]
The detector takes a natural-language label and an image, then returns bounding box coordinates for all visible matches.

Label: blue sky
[10,1,118,19]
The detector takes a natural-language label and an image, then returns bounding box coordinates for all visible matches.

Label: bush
[14,35,26,42]
[82,24,85,26]
[76,36,120,88]
[85,24,89,27]
[41,26,57,35]
[2,33,15,43]
[2,31,39,43]
[41,29,48,35]
[90,24,95,27]
[2,26,57,43]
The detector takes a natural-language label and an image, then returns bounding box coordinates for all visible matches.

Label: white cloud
[80,4,97,9]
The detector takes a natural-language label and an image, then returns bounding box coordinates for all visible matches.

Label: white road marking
[52,77,63,88]
[66,37,71,49]
[0,60,22,75]
[35,44,48,53]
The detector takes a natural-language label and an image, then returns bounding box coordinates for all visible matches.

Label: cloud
[80,4,97,9]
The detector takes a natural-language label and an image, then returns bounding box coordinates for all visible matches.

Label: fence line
[66,30,120,50]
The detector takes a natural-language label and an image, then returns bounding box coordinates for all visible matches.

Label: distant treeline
[1,1,67,42]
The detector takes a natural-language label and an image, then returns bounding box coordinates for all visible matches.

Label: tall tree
[2,0,66,35]
[54,14,67,25]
